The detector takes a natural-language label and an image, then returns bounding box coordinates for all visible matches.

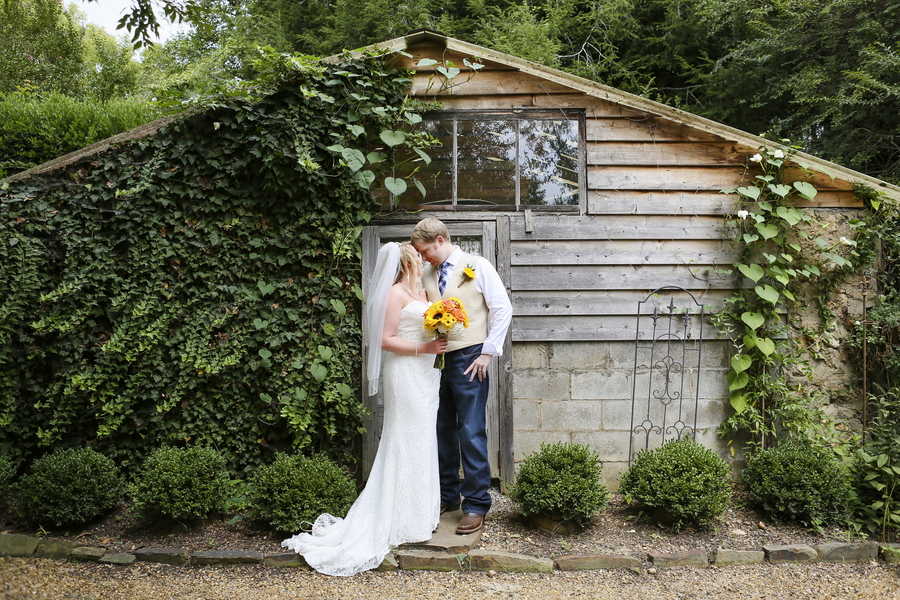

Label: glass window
[387,111,582,210]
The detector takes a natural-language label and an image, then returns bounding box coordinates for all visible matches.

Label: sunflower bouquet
[423,297,469,369]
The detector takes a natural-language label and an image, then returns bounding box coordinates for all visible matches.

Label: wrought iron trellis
[628,286,705,465]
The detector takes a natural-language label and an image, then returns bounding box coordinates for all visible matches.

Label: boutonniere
[458,264,476,287]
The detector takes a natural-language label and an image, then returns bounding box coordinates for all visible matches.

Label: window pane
[519,119,580,206]
[393,120,454,206]
[457,119,517,206]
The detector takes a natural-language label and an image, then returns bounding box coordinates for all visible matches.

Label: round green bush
[510,442,609,528]
[619,439,731,531]
[249,453,357,533]
[130,446,230,520]
[743,440,851,528]
[15,448,124,528]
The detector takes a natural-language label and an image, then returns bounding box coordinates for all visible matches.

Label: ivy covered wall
[0,52,420,475]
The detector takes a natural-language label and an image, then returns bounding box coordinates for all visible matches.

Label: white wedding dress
[282,301,440,576]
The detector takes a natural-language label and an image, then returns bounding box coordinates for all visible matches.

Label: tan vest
[422,252,489,352]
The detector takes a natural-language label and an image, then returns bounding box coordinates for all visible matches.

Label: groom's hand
[464,353,492,382]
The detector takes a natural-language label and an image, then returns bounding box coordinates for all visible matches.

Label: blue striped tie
[438,262,450,296]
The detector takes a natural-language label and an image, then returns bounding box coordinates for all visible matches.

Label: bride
[282,242,448,576]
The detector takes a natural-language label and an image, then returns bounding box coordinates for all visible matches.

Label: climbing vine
[715,140,872,451]
[0,48,469,475]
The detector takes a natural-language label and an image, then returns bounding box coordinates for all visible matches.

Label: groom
[411,218,512,535]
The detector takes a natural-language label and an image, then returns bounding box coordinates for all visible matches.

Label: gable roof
[364,29,900,204]
[6,29,900,203]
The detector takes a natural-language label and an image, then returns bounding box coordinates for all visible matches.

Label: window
[383,111,583,210]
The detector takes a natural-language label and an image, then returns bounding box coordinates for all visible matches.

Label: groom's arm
[463,259,512,382]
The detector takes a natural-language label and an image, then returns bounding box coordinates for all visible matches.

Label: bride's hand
[426,337,449,355]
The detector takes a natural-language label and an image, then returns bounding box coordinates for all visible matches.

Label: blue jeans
[437,343,492,515]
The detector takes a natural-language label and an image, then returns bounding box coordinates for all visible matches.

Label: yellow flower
[458,264,476,287]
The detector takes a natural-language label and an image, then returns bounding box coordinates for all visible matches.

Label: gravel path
[2,558,898,599]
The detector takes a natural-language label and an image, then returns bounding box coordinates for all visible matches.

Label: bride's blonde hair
[395,242,422,285]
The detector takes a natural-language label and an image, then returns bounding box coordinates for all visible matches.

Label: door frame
[360,218,514,486]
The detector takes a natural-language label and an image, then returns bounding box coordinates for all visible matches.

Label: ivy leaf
[437,64,461,80]
[754,284,780,305]
[413,178,427,199]
[737,263,765,283]
[335,383,352,398]
[416,58,439,67]
[330,298,346,317]
[730,391,749,414]
[379,130,406,147]
[405,113,423,125]
[731,354,753,374]
[741,312,765,330]
[793,181,818,201]
[366,151,387,164]
[755,223,779,240]
[258,348,272,360]
[742,233,760,244]
[384,177,407,196]
[412,147,432,165]
[775,206,802,225]
[463,58,484,71]
[728,370,749,392]
[309,363,327,382]
[783,290,796,301]
[756,337,776,356]
[347,124,365,138]
[804,264,821,276]
[743,334,757,349]
[317,345,333,361]
[353,170,375,189]
[260,393,272,403]
[762,253,777,263]
[253,318,269,330]
[352,284,364,301]
[340,148,366,173]
[325,144,344,153]
[737,186,760,200]
[758,201,773,211]
[258,281,275,296]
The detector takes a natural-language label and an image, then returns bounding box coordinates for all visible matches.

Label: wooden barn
[358,30,900,488]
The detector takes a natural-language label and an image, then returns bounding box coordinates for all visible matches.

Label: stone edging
[1,534,899,572]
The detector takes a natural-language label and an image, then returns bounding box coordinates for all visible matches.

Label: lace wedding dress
[282,301,440,576]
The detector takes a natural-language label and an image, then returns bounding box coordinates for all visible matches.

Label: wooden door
[360,219,513,486]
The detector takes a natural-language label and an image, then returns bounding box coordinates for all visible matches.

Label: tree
[0,0,85,95]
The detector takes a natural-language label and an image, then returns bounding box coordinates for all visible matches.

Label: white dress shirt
[441,247,512,356]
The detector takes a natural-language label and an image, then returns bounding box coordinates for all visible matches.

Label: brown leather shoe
[455,512,484,535]
[440,502,460,515]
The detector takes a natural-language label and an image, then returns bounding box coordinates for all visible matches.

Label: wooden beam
[587,141,746,167]
[512,315,719,341]
[511,239,739,266]
[411,70,577,97]
[588,166,856,192]
[512,289,733,316]
[509,214,727,240]
[495,216,515,486]
[511,264,735,291]
[588,190,862,214]
[586,118,730,143]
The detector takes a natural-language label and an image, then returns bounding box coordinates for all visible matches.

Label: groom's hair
[411,217,450,245]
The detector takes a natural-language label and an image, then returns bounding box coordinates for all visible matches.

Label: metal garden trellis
[628,286,705,465]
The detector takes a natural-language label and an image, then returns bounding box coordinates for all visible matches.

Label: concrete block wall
[511,340,732,490]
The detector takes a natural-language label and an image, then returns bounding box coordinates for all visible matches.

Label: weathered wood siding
[387,39,863,344]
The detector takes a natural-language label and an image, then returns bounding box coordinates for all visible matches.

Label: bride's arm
[382,287,447,356]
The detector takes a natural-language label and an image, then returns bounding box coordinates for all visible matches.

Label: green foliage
[619,439,731,532]
[0,51,438,478]
[0,87,160,177]
[509,442,609,528]
[248,452,357,533]
[0,453,14,507]
[714,141,870,449]
[0,0,84,95]
[850,388,900,541]
[14,447,124,527]
[743,440,851,529]
[130,445,230,520]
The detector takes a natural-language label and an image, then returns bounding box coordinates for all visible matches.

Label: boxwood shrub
[0,454,13,506]
[249,453,357,533]
[15,448,124,527]
[130,446,230,520]
[742,440,851,528]
[619,438,731,531]
[510,442,609,528]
